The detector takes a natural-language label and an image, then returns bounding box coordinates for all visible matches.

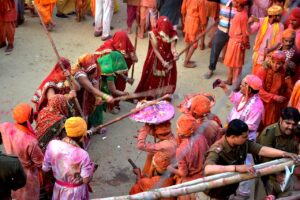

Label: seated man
[257,107,300,198]
[204,119,298,200]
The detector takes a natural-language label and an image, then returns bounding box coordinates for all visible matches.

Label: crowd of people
[1,0,300,199]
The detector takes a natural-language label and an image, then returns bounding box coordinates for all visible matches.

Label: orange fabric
[176,114,196,137]
[224,9,249,68]
[190,95,211,116]
[205,0,219,19]
[282,28,296,39]
[65,117,87,137]
[34,0,55,24]
[13,103,32,124]
[152,151,171,174]
[140,0,155,7]
[252,62,263,75]
[154,121,172,136]
[257,66,286,128]
[183,0,207,43]
[90,0,95,17]
[0,21,15,44]
[130,176,175,200]
[289,80,300,112]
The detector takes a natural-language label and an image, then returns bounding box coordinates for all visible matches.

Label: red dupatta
[32,58,71,112]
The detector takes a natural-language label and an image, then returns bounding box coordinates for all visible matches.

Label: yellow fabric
[65,117,87,137]
[282,28,295,39]
[253,17,280,52]
[267,5,283,16]
[12,103,32,124]
[114,0,119,13]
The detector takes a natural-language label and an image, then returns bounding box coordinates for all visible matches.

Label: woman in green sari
[88,51,130,127]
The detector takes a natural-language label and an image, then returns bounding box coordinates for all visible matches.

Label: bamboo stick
[90,94,171,134]
[33,3,84,118]
[96,158,299,200]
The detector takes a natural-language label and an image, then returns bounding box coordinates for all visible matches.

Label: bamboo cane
[97,158,299,200]
[90,94,171,134]
[33,3,84,118]
[113,86,173,102]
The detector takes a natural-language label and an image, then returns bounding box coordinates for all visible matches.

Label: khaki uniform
[204,136,263,199]
[257,123,299,197]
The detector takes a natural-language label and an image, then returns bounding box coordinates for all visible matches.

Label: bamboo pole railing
[94,158,299,200]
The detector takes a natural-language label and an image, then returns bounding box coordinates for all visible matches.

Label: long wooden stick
[90,94,171,134]
[113,86,173,102]
[177,21,218,59]
[33,3,84,118]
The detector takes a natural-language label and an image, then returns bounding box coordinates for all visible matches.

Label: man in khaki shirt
[257,107,300,198]
[204,119,298,200]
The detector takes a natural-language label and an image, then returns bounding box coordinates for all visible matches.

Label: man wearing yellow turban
[42,117,97,199]
[248,5,284,75]
[0,103,44,200]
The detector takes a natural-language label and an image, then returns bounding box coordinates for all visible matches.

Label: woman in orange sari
[34,0,57,31]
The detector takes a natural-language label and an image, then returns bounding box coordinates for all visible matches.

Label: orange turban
[65,117,87,137]
[267,5,283,16]
[177,114,197,137]
[153,121,172,136]
[152,151,171,174]
[244,75,262,91]
[271,50,286,62]
[190,95,211,116]
[282,29,296,40]
[12,103,33,124]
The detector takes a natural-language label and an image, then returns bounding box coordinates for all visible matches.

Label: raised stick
[33,3,84,118]
[90,94,171,134]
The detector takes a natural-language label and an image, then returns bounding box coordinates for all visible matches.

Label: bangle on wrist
[102,94,110,101]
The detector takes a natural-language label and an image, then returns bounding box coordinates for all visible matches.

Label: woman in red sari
[35,94,69,151]
[135,16,178,99]
[32,58,77,113]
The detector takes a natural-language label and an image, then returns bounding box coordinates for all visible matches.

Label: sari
[72,53,102,127]
[96,31,135,93]
[32,58,71,112]
[35,94,69,150]
[87,51,128,126]
[135,16,178,99]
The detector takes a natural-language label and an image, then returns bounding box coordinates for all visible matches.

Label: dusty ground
[0,1,255,198]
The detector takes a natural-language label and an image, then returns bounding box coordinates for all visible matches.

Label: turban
[12,103,33,124]
[65,117,87,137]
[154,121,172,136]
[177,114,197,137]
[190,95,211,116]
[271,50,286,62]
[244,75,262,91]
[289,7,300,24]
[282,29,296,40]
[152,151,171,174]
[267,5,283,16]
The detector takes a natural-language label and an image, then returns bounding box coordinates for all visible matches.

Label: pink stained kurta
[176,135,207,183]
[224,9,249,68]
[250,0,270,18]
[0,122,44,200]
[227,92,264,141]
[250,18,284,66]
[42,139,95,200]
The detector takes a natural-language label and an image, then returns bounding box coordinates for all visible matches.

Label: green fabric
[88,105,104,127]
[97,51,128,76]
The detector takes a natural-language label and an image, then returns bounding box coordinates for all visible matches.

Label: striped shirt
[218,0,236,33]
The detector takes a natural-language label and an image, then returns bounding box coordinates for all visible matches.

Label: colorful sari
[32,58,71,112]
[90,51,128,123]
[35,94,69,150]
[135,16,178,99]
[96,31,135,93]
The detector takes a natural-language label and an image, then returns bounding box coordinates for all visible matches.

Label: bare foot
[184,62,196,68]
[127,27,132,34]
[218,57,224,63]
[199,43,205,50]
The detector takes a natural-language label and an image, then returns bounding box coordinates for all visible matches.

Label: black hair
[226,119,249,137]
[281,107,300,122]
[248,87,259,94]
